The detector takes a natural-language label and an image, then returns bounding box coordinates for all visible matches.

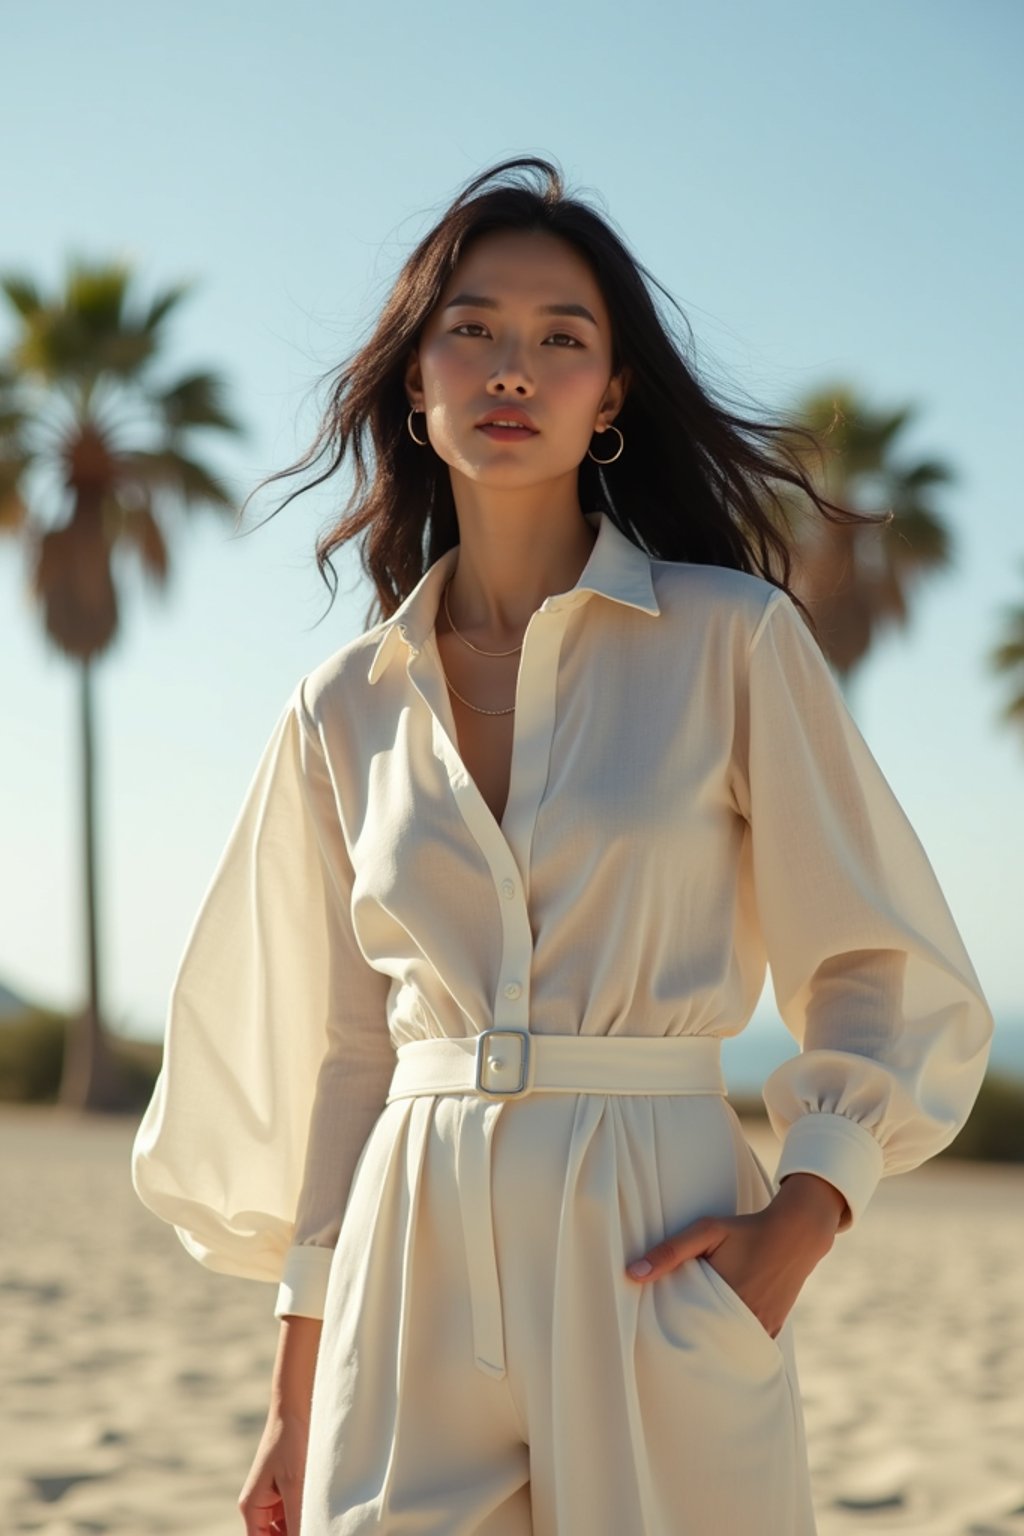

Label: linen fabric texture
[131,508,992,1532]
[131,509,992,1320]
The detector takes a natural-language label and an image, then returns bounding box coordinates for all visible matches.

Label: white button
[503,981,522,1000]
[501,879,515,899]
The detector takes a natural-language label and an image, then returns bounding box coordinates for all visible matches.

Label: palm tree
[989,560,1024,742]
[0,257,245,1110]
[775,386,954,707]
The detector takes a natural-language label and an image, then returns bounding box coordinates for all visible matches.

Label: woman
[131,156,994,1535]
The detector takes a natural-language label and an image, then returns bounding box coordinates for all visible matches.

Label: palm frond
[106,496,170,585]
[885,507,951,569]
[119,446,237,511]
[158,371,245,435]
[0,275,44,320]
[65,258,131,332]
[142,282,194,332]
[989,633,1024,672]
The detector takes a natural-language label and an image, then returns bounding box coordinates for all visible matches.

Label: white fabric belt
[386,1029,727,1103]
[384,1031,728,1382]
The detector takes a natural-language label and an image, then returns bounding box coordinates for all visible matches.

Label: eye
[450,323,584,348]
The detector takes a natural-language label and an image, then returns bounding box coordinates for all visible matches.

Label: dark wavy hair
[238,154,889,635]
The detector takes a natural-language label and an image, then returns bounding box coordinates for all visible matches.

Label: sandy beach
[3,1104,1022,1536]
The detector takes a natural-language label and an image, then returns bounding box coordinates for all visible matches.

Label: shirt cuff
[774,1112,886,1231]
[273,1244,335,1320]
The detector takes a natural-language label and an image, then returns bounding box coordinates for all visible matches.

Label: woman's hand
[240,1314,322,1533]
[624,1172,847,1339]
[238,1409,310,1535]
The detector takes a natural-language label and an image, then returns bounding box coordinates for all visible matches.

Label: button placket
[406,601,573,1378]
[494,886,531,1028]
[407,601,572,1032]
[492,600,571,1031]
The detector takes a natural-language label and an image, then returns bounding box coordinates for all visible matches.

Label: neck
[442,479,597,644]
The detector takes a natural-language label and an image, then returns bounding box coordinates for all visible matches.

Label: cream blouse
[130,509,994,1320]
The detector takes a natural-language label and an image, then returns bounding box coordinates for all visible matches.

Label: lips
[475,409,539,432]
[477,422,539,442]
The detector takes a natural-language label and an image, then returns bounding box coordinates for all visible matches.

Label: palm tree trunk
[58,655,122,1110]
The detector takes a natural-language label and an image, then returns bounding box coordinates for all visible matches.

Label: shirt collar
[366,509,660,685]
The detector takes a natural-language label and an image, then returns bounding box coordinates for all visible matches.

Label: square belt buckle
[474,1028,531,1097]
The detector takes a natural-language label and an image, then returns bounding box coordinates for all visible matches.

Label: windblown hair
[238,154,888,634]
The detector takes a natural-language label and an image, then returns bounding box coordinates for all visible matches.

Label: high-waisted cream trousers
[299,1033,818,1535]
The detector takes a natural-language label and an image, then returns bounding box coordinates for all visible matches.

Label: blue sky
[2,1,1021,1082]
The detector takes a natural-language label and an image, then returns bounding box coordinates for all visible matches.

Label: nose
[487,342,533,396]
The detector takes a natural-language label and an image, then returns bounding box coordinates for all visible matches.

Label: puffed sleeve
[130,676,396,1319]
[732,588,994,1231]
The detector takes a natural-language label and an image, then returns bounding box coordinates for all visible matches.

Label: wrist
[269,1314,323,1421]
[268,1397,314,1428]
[769,1172,847,1244]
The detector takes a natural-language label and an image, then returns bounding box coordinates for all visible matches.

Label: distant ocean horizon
[722,1011,1024,1094]
[3,986,1020,1096]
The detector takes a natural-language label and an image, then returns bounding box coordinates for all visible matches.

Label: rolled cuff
[774,1111,886,1231]
[273,1244,335,1320]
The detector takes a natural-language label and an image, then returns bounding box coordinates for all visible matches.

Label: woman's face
[405,228,627,490]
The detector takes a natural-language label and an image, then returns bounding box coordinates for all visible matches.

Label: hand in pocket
[625,1199,836,1340]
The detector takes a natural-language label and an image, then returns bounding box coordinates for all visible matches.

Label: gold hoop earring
[407,407,429,446]
[587,423,624,464]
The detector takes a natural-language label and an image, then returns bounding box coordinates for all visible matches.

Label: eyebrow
[442,292,600,327]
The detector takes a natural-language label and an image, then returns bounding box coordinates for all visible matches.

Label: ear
[597,364,631,429]
[404,348,423,409]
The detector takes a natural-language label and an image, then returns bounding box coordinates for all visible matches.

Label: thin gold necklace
[440,576,520,716]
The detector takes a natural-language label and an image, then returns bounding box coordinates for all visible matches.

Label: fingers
[280,1474,304,1536]
[625,1216,722,1282]
[238,1488,285,1534]
[238,1482,302,1536]
[239,1413,309,1535]
[239,1469,300,1535]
